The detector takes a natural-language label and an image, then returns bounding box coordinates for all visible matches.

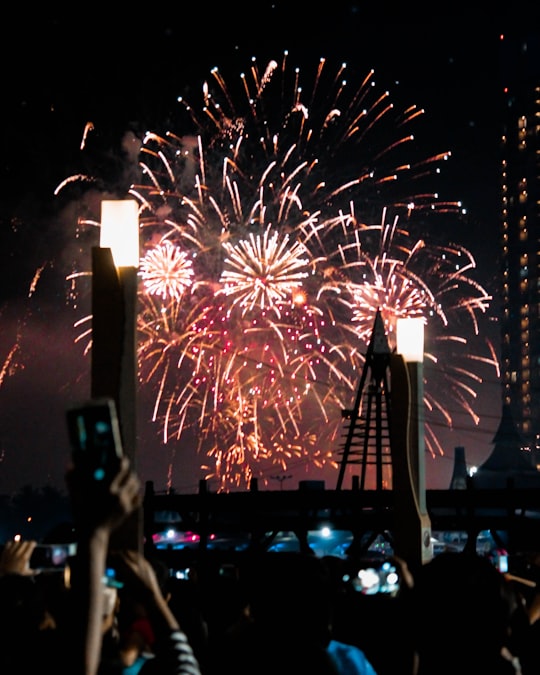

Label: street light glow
[100,199,140,268]
[396,317,425,362]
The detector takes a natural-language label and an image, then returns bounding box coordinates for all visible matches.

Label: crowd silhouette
[2,444,540,675]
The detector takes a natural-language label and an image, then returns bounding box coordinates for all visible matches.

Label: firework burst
[60,52,498,491]
[140,240,194,301]
[218,227,310,317]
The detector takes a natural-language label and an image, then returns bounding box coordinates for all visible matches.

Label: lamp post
[390,317,433,571]
[91,199,140,549]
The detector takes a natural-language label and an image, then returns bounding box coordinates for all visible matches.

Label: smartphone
[66,397,123,483]
[494,552,509,574]
[30,543,77,571]
[343,559,401,596]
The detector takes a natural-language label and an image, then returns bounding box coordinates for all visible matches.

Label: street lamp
[396,317,424,363]
[100,200,140,268]
[92,199,139,460]
[91,199,140,549]
[390,317,433,571]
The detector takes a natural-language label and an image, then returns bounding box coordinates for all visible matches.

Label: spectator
[113,554,167,674]
[327,554,416,675]
[0,538,67,674]
[212,550,378,675]
[501,554,540,675]
[410,550,523,675]
[65,453,202,675]
[166,569,209,672]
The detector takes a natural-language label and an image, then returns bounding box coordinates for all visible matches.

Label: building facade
[499,34,540,465]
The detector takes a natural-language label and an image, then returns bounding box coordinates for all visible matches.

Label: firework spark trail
[174,53,460,220]
[0,343,21,387]
[61,52,499,490]
[80,122,94,150]
[28,264,47,297]
[54,174,97,195]
[1,261,55,391]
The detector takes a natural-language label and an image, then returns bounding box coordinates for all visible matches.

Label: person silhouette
[410,551,522,675]
[213,550,378,675]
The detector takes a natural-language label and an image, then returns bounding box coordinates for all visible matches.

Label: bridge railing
[142,479,540,558]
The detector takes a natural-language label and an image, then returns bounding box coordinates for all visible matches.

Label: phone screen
[66,398,123,483]
[30,543,77,570]
[343,559,401,596]
[497,554,509,574]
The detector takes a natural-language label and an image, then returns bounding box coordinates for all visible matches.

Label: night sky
[0,7,514,495]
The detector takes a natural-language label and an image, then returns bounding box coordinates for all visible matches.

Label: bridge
[142,479,540,560]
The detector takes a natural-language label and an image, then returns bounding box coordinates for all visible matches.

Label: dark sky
[0,7,514,495]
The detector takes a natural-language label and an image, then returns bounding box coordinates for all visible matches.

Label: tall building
[499,34,540,466]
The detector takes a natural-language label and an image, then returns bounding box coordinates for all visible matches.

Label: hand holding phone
[0,539,38,576]
[30,543,77,571]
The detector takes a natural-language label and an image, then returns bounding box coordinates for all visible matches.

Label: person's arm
[66,455,141,675]
[111,550,202,675]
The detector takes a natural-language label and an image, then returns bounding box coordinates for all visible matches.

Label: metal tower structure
[336,310,393,491]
